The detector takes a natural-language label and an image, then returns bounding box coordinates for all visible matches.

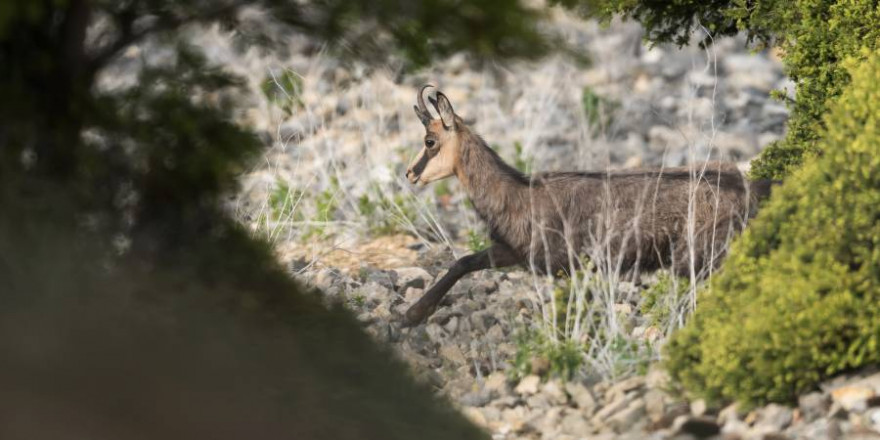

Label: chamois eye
[425,139,436,148]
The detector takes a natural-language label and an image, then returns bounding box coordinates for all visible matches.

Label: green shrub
[746,0,880,179]
[665,50,880,407]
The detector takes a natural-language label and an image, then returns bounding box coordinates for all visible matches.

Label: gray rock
[799,392,831,422]
[651,401,690,430]
[460,389,493,407]
[443,315,460,335]
[592,391,637,426]
[515,375,541,396]
[790,418,839,440]
[865,407,880,432]
[393,267,433,292]
[721,418,749,438]
[439,344,467,365]
[566,382,598,415]
[645,366,671,389]
[530,406,563,437]
[469,310,498,333]
[644,389,666,422]
[424,323,445,344]
[500,405,530,434]
[472,278,499,295]
[717,403,740,426]
[689,398,707,417]
[607,399,646,433]
[604,376,645,401]
[486,323,505,342]
[403,286,423,303]
[754,403,793,432]
[490,395,520,409]
[560,411,592,436]
[363,268,397,291]
[542,379,569,406]
[484,372,509,395]
[526,393,551,410]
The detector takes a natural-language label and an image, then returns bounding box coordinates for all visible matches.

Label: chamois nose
[405,168,418,184]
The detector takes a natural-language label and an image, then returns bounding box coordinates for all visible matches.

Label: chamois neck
[455,128,530,239]
[457,129,527,191]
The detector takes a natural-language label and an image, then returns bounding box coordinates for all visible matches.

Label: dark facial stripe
[411,150,430,176]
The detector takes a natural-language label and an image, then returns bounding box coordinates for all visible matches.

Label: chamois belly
[521,215,680,277]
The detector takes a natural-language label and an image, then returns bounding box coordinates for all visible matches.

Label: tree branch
[87,1,248,78]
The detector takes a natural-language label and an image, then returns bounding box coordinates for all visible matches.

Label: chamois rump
[403,85,774,326]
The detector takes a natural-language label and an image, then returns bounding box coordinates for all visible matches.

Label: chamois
[403,85,774,326]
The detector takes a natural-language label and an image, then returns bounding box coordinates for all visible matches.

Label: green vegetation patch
[665,50,880,407]
[746,0,880,179]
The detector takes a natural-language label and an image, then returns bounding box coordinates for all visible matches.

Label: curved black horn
[417,84,433,115]
[414,84,434,126]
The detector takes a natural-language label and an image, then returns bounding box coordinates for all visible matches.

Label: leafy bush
[555,0,765,47]
[665,50,880,407]
[746,0,880,179]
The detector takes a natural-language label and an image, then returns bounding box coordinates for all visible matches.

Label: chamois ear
[429,92,456,129]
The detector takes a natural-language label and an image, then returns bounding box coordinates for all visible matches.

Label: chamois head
[406,85,462,186]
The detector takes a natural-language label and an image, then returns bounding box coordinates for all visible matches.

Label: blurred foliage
[262,69,305,116]
[0,190,487,439]
[0,0,570,437]
[665,50,880,407]
[745,0,880,179]
[552,0,773,47]
[0,0,558,251]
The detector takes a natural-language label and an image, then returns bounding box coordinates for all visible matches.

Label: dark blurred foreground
[0,1,556,437]
[0,192,486,440]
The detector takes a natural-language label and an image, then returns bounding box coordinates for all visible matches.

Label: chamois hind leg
[403,243,521,326]
[671,215,739,279]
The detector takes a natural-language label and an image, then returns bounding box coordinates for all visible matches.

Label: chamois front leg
[403,243,520,326]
